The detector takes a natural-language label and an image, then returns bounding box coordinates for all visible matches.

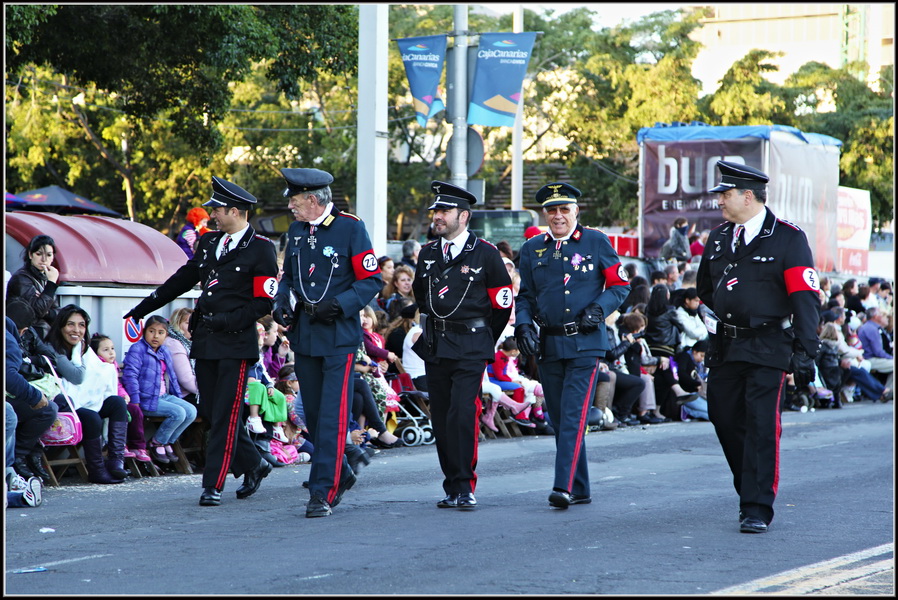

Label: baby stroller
[384,368,434,447]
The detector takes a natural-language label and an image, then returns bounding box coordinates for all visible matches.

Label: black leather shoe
[13,456,36,480]
[740,517,768,533]
[548,489,572,508]
[437,494,459,508]
[235,459,273,499]
[199,487,222,506]
[306,494,332,518]
[260,450,286,467]
[638,413,665,424]
[456,492,477,510]
[331,469,357,508]
[346,445,371,475]
[27,452,52,482]
[570,494,592,505]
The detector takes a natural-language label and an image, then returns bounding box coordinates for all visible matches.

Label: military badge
[461,265,470,274]
[323,246,335,257]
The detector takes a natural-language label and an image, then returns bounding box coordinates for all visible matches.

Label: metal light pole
[511,5,524,210]
[448,4,468,189]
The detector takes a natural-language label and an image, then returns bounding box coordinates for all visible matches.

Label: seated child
[246,321,289,436]
[122,315,197,465]
[91,334,150,462]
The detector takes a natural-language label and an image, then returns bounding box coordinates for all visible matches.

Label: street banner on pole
[467,32,537,127]
[395,35,447,127]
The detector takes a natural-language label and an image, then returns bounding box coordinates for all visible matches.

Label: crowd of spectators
[5,228,894,500]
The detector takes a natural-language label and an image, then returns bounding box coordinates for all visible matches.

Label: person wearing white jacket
[674,288,708,352]
[46,304,130,484]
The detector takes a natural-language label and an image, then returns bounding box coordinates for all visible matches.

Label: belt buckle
[303,302,316,316]
[563,322,579,336]
[723,323,737,338]
[433,319,446,332]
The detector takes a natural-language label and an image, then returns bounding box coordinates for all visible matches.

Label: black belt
[431,317,488,333]
[719,322,760,338]
[540,322,580,336]
[301,301,317,316]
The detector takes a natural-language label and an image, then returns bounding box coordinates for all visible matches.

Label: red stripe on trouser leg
[567,360,598,492]
[326,353,354,505]
[216,359,248,491]
[467,394,483,494]
[772,372,785,495]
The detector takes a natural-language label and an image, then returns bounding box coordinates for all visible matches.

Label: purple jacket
[857,320,892,359]
[122,338,183,412]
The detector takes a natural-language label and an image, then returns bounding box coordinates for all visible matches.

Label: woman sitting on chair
[46,304,130,484]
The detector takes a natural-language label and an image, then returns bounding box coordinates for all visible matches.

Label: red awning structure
[5,211,188,286]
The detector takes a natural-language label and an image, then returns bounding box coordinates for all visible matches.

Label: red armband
[254,276,279,299]
[352,250,380,280]
[784,266,820,295]
[488,285,514,310]
[602,262,629,288]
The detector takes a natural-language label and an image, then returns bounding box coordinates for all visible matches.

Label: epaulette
[776,218,802,231]
[253,234,274,244]
[480,239,498,250]
[423,240,439,249]
[338,211,361,221]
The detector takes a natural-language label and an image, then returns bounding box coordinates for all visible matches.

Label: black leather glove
[123,308,144,322]
[201,314,228,333]
[577,304,605,334]
[312,298,342,324]
[789,348,816,390]
[272,301,294,329]
[514,323,540,359]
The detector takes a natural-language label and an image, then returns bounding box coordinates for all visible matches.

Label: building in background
[691,4,894,95]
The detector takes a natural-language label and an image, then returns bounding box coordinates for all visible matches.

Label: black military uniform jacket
[130,226,279,361]
[696,207,820,370]
[516,224,631,360]
[412,231,513,362]
[276,205,382,356]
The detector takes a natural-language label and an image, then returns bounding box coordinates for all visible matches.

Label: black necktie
[444,243,453,262]
[221,235,232,258]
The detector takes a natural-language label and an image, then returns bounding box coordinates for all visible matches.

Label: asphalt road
[5,400,894,596]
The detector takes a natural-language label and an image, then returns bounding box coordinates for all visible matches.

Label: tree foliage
[5,4,893,238]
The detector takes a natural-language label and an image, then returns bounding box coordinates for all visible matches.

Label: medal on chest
[553,241,563,259]
[308,225,317,249]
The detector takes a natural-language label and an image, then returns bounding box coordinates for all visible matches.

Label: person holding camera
[515,182,630,509]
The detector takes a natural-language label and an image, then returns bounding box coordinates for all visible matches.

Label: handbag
[38,357,84,447]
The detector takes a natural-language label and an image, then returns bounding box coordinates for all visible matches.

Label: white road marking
[712,543,893,595]
[6,553,113,573]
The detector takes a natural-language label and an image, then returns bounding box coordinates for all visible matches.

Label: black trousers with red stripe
[425,358,486,496]
[194,358,262,491]
[707,361,785,524]
[537,356,601,497]
[295,353,355,505]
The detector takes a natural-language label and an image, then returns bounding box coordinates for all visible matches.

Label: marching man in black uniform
[125,177,279,506]
[273,168,382,518]
[412,181,513,510]
[697,160,820,534]
[515,182,630,509]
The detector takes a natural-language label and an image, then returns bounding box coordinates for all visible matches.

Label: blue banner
[468,32,537,128]
[395,35,447,127]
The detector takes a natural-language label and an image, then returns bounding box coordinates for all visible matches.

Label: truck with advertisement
[636,122,844,274]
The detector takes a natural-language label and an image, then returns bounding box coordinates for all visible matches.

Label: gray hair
[740,188,767,203]
[402,239,421,259]
[310,186,332,206]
